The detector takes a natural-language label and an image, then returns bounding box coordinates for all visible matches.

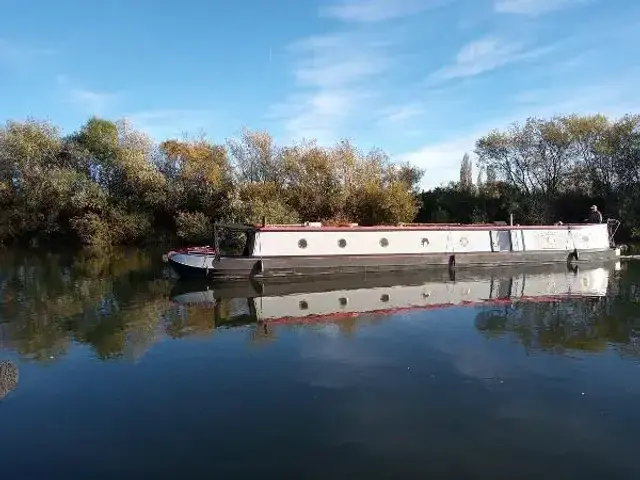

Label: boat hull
[167,247,621,281]
[170,260,620,299]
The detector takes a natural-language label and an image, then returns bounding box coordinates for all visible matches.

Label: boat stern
[164,246,219,278]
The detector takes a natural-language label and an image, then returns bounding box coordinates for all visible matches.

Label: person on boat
[587,205,603,223]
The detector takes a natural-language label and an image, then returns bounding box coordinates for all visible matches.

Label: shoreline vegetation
[0,113,638,250]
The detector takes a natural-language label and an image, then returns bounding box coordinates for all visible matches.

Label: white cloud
[377,102,425,126]
[395,76,640,191]
[269,90,361,143]
[269,30,394,143]
[431,36,553,80]
[288,32,392,88]
[124,109,220,140]
[495,0,591,15]
[68,88,115,115]
[395,134,477,190]
[56,75,117,115]
[321,0,448,23]
[0,38,54,68]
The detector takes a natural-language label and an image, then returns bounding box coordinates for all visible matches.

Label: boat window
[299,300,308,310]
[380,238,389,247]
[338,297,348,307]
[298,239,307,249]
[338,239,347,248]
[421,238,429,246]
[381,294,390,302]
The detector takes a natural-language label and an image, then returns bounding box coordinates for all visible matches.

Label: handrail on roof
[213,222,259,232]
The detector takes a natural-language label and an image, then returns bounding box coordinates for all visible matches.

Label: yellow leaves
[346,179,419,225]
[0,180,13,203]
[0,118,61,172]
[0,119,424,246]
[160,138,229,187]
[235,182,300,226]
[76,117,119,161]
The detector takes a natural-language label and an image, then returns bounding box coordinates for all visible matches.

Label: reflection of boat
[164,220,621,281]
[170,262,619,326]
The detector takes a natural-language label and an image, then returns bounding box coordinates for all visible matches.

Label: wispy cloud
[396,134,476,189]
[396,75,640,190]
[494,0,591,16]
[431,36,553,80]
[0,38,54,68]
[56,75,118,115]
[68,88,115,115]
[269,30,395,142]
[288,32,392,88]
[377,102,425,126]
[321,0,448,23]
[125,109,220,140]
[268,0,453,142]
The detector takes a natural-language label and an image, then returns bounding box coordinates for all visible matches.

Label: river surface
[1,250,640,479]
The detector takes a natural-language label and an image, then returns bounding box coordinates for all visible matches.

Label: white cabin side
[519,225,610,251]
[251,224,611,257]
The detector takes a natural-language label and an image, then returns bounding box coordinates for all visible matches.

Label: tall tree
[459,152,473,189]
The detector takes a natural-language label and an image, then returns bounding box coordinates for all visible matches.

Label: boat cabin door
[490,230,512,252]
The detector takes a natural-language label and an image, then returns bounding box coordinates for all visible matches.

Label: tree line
[0,117,422,248]
[0,112,638,248]
[419,114,640,241]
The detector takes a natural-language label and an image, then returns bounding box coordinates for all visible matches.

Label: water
[1,250,640,479]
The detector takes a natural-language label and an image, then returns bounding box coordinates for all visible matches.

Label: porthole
[459,237,469,247]
[298,238,308,249]
[338,238,347,248]
[380,238,389,247]
[381,294,390,302]
[299,300,309,310]
[421,238,429,246]
[338,297,348,307]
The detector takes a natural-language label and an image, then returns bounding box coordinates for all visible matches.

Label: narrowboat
[164,220,621,281]
[170,262,618,326]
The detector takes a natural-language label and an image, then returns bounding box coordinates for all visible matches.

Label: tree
[227,128,283,185]
[475,116,576,197]
[486,165,497,183]
[459,152,473,189]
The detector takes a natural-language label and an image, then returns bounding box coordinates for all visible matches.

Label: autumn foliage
[2,113,639,248]
[418,114,640,240]
[0,118,422,247]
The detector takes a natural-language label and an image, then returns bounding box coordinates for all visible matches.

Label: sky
[1,0,639,189]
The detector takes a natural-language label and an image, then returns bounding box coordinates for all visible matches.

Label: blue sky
[1,0,639,189]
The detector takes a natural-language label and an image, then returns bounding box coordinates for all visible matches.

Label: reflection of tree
[4,248,640,364]
[0,360,19,400]
[475,301,610,353]
[474,264,640,356]
[1,249,172,362]
[166,306,217,339]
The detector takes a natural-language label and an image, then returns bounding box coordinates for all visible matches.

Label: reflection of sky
[3,304,640,477]
[290,306,640,477]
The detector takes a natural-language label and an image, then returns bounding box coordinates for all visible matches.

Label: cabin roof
[253,222,597,232]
